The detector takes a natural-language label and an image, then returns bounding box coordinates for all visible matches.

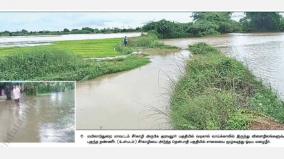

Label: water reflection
[0,91,75,143]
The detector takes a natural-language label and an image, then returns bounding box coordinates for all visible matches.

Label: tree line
[142,12,284,39]
[1,12,284,38]
[0,27,141,36]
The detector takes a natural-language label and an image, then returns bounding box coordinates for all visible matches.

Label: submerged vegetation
[170,43,284,130]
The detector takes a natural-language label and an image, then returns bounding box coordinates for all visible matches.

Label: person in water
[4,85,12,100]
[12,85,21,106]
[123,36,128,46]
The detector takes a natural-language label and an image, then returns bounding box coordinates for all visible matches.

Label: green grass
[0,38,122,58]
[0,48,149,81]
[0,33,178,81]
[170,43,284,130]
[53,38,122,58]
[0,34,178,58]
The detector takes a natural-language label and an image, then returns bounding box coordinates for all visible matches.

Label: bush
[226,111,251,130]
[172,90,238,130]
[128,33,162,48]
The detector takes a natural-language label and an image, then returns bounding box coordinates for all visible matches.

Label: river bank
[170,43,284,130]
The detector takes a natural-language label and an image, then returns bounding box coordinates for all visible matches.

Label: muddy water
[77,50,190,129]
[77,32,284,130]
[0,91,75,143]
[164,33,284,100]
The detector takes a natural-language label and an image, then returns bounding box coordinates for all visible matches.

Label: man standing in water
[4,84,12,100]
[13,85,21,106]
[123,36,128,46]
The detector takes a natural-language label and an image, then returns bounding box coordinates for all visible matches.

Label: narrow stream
[76,50,190,129]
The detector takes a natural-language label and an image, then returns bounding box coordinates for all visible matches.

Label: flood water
[77,32,284,130]
[164,33,284,100]
[77,50,190,129]
[0,91,75,143]
[0,32,141,48]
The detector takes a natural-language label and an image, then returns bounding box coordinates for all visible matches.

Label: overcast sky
[0,12,246,32]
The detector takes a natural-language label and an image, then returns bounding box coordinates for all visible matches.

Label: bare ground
[250,117,284,130]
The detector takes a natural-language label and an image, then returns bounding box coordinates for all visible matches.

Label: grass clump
[115,33,179,55]
[170,43,284,130]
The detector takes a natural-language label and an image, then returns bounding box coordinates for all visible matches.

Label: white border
[1,0,284,11]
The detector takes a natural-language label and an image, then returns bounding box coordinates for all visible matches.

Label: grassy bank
[0,34,178,81]
[170,43,284,130]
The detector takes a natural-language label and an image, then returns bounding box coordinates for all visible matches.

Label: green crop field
[53,38,122,57]
[0,38,123,58]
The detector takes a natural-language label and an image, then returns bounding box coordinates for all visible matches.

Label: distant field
[53,38,122,57]
[0,38,123,58]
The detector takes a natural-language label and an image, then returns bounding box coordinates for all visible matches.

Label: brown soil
[250,117,284,130]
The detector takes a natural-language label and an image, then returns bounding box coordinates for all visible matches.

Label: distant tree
[63,28,70,32]
[21,29,28,33]
[241,12,282,32]
[143,19,190,38]
[81,27,94,33]
[190,12,241,35]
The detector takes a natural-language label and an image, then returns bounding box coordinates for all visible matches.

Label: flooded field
[164,33,284,100]
[0,91,75,143]
[0,32,141,48]
[77,33,284,130]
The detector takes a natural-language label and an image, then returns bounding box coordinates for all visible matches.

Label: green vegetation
[0,34,179,81]
[190,12,241,36]
[0,48,149,81]
[240,12,283,32]
[143,12,284,39]
[0,27,141,37]
[170,43,284,130]
[142,20,191,38]
[143,12,241,38]
[0,38,122,58]
[54,38,122,58]
[0,34,177,58]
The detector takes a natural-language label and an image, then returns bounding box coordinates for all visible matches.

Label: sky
[0,12,246,32]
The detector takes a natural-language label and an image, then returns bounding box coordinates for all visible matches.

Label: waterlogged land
[0,91,75,142]
[1,32,284,130]
[77,50,189,129]
[78,33,284,130]
[0,33,179,81]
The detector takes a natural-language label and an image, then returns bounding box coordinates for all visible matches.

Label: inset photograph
[0,81,75,143]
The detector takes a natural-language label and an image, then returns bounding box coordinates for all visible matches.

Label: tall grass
[115,33,178,55]
[170,43,284,130]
